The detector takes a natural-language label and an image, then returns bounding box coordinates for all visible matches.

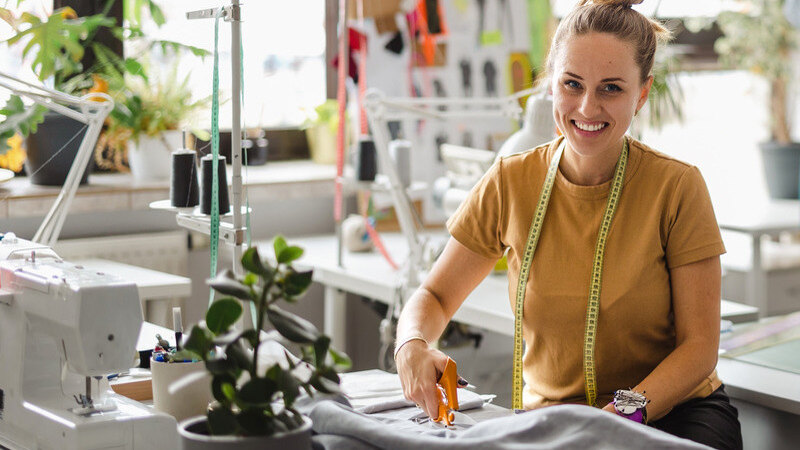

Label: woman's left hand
[601,402,616,415]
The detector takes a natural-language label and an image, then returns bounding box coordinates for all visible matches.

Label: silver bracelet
[393,335,428,360]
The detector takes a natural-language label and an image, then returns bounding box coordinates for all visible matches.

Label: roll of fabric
[170,150,200,208]
[200,154,231,215]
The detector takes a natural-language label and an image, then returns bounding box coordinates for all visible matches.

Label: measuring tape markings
[208,7,224,307]
[511,137,628,410]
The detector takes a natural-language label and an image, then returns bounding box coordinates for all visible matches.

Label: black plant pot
[24,112,93,186]
[760,141,800,199]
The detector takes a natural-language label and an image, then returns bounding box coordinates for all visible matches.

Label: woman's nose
[578,91,601,117]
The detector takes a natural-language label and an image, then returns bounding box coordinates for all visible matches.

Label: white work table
[717,199,800,315]
[75,259,191,300]
[284,231,758,346]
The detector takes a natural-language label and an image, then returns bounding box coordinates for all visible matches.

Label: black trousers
[651,385,743,450]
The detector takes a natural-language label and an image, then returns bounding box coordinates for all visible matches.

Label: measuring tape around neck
[511,137,629,410]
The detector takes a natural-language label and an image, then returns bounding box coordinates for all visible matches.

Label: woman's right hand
[395,339,452,420]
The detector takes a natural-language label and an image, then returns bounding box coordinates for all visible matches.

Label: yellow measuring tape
[512,137,629,410]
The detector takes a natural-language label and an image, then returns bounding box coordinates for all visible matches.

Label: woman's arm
[602,255,721,421]
[395,236,498,419]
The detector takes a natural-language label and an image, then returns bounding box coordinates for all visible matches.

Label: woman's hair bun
[587,0,644,7]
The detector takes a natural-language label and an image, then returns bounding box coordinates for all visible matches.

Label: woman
[393,1,742,449]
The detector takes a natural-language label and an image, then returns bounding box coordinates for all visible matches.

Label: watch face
[615,404,638,415]
[614,389,648,415]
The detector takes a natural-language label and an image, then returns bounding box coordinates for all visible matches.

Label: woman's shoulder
[496,138,558,174]
[629,137,696,180]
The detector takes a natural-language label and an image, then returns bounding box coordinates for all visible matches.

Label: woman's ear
[636,75,654,112]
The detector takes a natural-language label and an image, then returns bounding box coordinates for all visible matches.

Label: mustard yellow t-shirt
[446,136,726,411]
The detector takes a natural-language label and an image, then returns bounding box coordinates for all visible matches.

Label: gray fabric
[309,401,711,450]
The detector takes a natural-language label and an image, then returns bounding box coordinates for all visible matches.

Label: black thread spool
[170,150,200,208]
[356,137,377,181]
[200,154,231,215]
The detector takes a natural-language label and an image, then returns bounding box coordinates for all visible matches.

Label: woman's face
[550,32,652,158]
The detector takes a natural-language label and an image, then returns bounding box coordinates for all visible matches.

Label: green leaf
[206,298,243,335]
[211,329,258,347]
[310,374,341,394]
[273,235,288,261]
[241,247,274,278]
[221,382,236,401]
[284,268,313,296]
[226,341,252,372]
[266,305,320,344]
[8,9,113,81]
[148,0,166,26]
[211,374,236,404]
[329,348,352,371]
[276,367,301,406]
[314,336,330,368]
[242,273,258,286]
[0,99,46,154]
[318,366,341,384]
[278,246,304,264]
[205,357,236,376]
[207,403,237,435]
[237,408,268,436]
[238,377,276,408]
[183,325,213,358]
[207,269,252,301]
[123,58,147,80]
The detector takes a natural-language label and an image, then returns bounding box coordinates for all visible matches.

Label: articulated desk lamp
[364,87,555,371]
[0,72,178,448]
[364,87,553,286]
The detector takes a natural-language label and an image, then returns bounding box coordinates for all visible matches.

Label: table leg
[747,233,768,317]
[324,286,348,351]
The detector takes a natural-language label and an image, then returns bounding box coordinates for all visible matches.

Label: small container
[151,359,212,422]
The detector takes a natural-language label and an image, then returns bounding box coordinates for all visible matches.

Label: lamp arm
[0,71,115,246]
[365,90,424,287]
[362,86,546,288]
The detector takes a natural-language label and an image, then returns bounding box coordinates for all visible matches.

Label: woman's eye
[603,84,622,93]
[564,80,581,89]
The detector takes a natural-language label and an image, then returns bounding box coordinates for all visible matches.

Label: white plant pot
[128,130,182,181]
[178,415,312,450]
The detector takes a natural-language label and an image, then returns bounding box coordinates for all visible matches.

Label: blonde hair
[546,0,671,83]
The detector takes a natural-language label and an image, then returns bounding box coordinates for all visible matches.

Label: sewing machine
[0,234,177,449]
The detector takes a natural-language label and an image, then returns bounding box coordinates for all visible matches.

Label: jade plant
[181,236,351,436]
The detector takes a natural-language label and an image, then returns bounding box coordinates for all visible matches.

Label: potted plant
[177,236,350,449]
[0,0,207,183]
[302,99,346,165]
[715,0,800,198]
[0,4,114,185]
[96,58,210,180]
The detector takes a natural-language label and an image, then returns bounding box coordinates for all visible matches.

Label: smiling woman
[393,2,743,450]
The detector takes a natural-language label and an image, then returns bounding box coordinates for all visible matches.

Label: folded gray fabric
[340,368,485,414]
[309,401,711,450]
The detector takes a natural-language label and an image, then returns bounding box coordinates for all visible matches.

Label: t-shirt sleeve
[665,166,726,268]
[446,158,506,259]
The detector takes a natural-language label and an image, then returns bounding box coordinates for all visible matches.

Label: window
[137,0,327,131]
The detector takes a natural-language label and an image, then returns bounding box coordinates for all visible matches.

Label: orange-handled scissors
[433,358,460,426]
